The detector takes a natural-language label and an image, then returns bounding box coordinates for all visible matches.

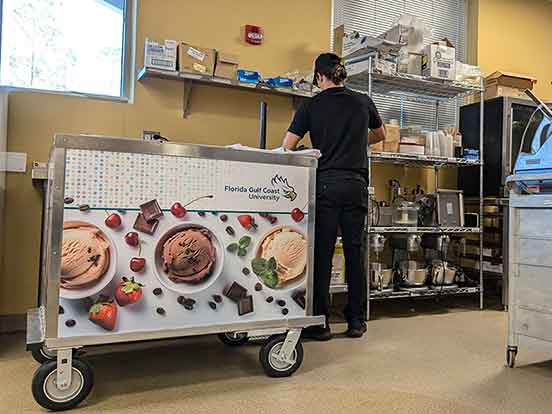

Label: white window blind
[333,0,468,130]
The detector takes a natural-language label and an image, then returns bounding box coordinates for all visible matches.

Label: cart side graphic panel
[58,149,311,338]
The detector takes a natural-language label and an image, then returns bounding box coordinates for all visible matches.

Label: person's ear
[317,73,324,85]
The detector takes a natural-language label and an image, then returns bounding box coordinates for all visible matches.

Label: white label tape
[187,47,205,62]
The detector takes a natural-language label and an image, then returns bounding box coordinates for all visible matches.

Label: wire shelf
[368,227,482,234]
[369,286,481,300]
[370,152,481,168]
[330,284,481,298]
[346,70,483,102]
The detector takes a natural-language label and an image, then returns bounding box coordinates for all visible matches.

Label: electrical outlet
[143,131,160,141]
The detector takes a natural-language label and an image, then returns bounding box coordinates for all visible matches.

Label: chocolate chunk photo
[140,199,163,223]
[223,282,248,303]
[292,289,306,310]
[133,213,159,235]
[238,295,254,316]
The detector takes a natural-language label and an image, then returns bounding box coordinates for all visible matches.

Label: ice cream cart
[26,135,324,411]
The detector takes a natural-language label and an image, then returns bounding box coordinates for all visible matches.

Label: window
[332,0,468,130]
[0,0,130,98]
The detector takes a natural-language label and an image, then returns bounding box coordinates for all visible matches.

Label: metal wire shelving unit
[329,56,485,314]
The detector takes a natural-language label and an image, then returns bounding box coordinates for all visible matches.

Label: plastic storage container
[392,202,418,226]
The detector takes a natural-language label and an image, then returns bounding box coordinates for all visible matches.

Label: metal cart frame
[27,135,324,411]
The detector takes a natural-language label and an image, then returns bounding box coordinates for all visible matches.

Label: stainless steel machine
[506,90,552,367]
[369,234,393,291]
[459,93,552,307]
[392,234,428,289]
[423,235,458,287]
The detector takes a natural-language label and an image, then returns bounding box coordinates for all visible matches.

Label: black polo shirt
[288,87,382,175]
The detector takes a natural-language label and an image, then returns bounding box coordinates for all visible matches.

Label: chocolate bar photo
[238,295,254,316]
[140,199,163,223]
[133,213,159,235]
[292,289,306,310]
[223,281,247,303]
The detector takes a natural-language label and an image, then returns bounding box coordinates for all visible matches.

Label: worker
[283,53,386,340]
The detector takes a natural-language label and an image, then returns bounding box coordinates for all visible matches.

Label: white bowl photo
[253,225,307,292]
[60,223,118,300]
[153,223,224,295]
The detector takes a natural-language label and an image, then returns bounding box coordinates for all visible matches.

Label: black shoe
[346,321,367,338]
[302,325,332,341]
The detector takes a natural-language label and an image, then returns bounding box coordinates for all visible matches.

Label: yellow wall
[1,0,331,315]
[4,0,551,316]
[477,0,552,99]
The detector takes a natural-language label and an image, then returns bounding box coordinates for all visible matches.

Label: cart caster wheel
[31,347,56,364]
[30,347,82,364]
[507,348,518,368]
[259,334,303,378]
[218,332,249,347]
[32,358,94,411]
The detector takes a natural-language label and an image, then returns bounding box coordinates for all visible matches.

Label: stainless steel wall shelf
[137,67,313,117]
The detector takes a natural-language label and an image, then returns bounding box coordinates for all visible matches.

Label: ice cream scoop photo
[162,227,216,284]
[252,226,307,289]
[60,221,117,300]
[154,224,224,294]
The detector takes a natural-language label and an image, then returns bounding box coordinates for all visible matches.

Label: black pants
[314,170,368,325]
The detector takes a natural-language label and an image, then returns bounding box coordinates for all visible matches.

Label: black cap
[314,53,342,86]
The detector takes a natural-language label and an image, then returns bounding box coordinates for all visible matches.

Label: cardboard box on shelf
[399,143,425,155]
[333,25,345,56]
[345,53,397,77]
[215,52,239,79]
[486,71,537,90]
[144,38,178,71]
[179,43,216,76]
[401,136,426,146]
[383,124,400,153]
[370,130,384,152]
[484,71,537,99]
[422,38,456,80]
[485,84,528,100]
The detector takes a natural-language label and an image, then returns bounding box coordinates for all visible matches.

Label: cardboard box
[179,43,216,76]
[485,84,528,100]
[370,130,384,152]
[486,71,537,90]
[144,38,177,71]
[345,53,397,76]
[422,39,456,80]
[333,25,345,56]
[339,29,402,60]
[484,71,537,99]
[401,136,426,146]
[215,52,239,79]
[383,124,400,153]
[400,143,425,155]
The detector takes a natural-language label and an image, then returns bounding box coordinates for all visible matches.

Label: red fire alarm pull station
[245,25,263,45]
